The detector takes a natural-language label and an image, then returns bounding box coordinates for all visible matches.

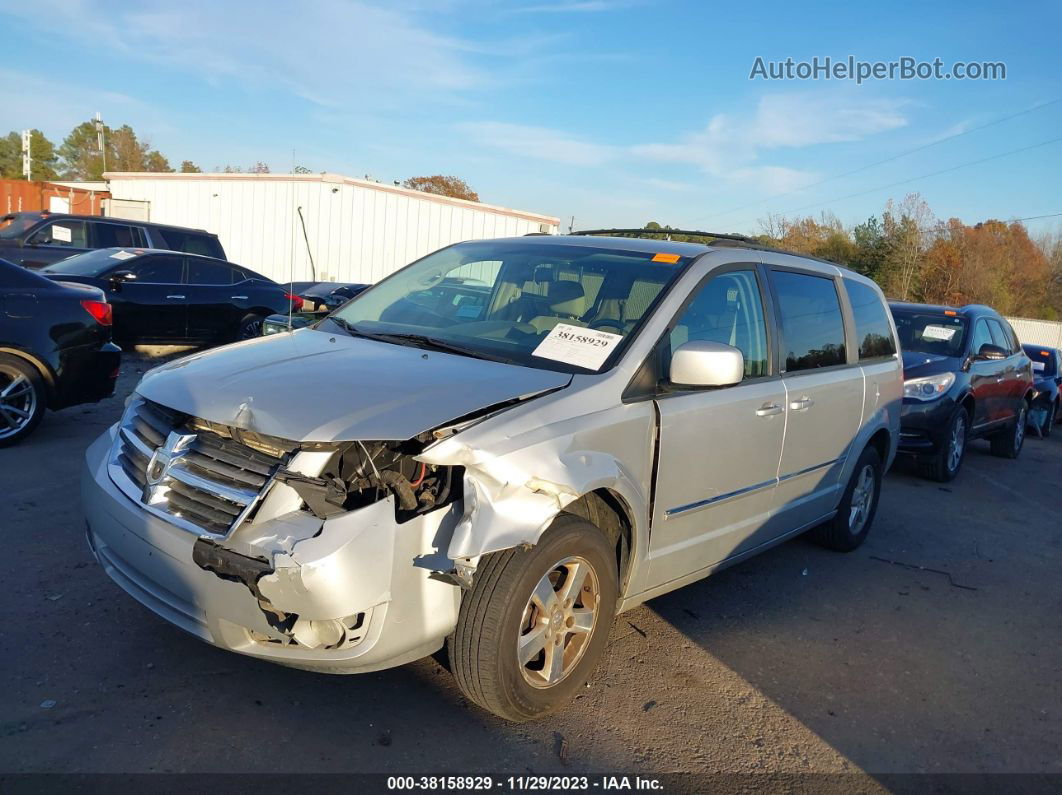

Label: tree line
[639,194,1062,321]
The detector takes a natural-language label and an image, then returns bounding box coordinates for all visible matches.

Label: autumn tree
[179,160,201,173]
[249,161,270,174]
[879,194,935,301]
[0,130,59,180]
[402,175,479,202]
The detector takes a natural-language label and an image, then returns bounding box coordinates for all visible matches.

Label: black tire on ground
[918,406,969,482]
[810,445,882,552]
[448,513,619,722]
[237,313,269,340]
[1041,403,1053,439]
[0,353,47,447]
[990,401,1028,459]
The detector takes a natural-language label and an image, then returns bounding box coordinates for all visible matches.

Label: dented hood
[136,327,571,442]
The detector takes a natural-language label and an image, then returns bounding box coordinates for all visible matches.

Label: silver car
[82,234,902,721]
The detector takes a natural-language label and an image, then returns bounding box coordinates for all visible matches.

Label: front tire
[449,514,618,722]
[919,407,968,482]
[237,313,268,340]
[810,445,882,552]
[0,354,47,447]
[990,401,1027,458]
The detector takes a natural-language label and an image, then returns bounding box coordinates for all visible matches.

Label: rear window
[39,248,136,277]
[93,222,144,248]
[152,227,224,259]
[844,278,896,360]
[773,270,847,372]
[1024,346,1058,376]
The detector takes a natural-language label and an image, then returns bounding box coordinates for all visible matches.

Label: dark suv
[0,212,225,269]
[891,302,1034,481]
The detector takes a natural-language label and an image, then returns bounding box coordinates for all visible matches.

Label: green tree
[179,160,201,173]
[144,150,172,172]
[59,120,113,180]
[0,129,59,180]
[852,216,887,278]
[402,175,479,202]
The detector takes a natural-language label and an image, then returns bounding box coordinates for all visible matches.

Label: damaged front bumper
[82,427,462,673]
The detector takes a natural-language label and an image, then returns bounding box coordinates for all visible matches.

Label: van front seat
[529,281,588,334]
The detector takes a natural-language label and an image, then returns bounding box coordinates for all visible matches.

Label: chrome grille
[110,397,292,536]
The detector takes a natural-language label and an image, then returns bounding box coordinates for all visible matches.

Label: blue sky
[2,0,1060,235]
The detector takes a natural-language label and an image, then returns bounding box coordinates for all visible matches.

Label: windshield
[39,248,132,277]
[0,213,40,240]
[891,309,969,357]
[330,240,687,373]
[1023,346,1057,376]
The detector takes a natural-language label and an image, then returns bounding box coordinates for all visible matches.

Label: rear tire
[990,401,1027,459]
[0,354,47,447]
[810,445,882,552]
[237,313,268,340]
[449,514,618,722]
[919,407,968,482]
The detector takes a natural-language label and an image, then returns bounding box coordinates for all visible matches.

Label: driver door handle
[231,295,248,300]
[165,294,186,300]
[789,396,814,411]
[756,402,783,417]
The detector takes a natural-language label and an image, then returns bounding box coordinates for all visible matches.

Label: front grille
[111,397,293,536]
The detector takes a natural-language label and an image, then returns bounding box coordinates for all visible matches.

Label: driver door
[646,266,786,590]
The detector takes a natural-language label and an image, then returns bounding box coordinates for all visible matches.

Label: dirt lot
[1,350,1060,782]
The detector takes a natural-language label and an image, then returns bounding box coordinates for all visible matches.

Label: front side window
[28,221,88,248]
[668,269,769,379]
[772,270,847,372]
[127,255,183,283]
[968,319,995,355]
[844,278,896,360]
[986,319,1012,352]
[330,241,686,373]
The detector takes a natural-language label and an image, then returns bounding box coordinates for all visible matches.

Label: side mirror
[108,270,137,290]
[669,341,744,387]
[976,343,1007,361]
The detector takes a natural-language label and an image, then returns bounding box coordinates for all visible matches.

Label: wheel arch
[0,346,55,395]
[563,488,635,595]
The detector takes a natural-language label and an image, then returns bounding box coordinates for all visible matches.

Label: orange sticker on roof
[652,252,681,263]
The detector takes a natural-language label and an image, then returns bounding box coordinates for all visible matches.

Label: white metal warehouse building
[103,172,559,284]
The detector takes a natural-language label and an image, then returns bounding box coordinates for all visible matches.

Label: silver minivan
[82,234,902,721]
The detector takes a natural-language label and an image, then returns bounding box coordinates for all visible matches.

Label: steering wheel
[589,319,626,333]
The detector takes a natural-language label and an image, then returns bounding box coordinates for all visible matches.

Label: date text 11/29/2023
[386,775,664,791]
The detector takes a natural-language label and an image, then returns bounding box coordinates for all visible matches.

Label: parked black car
[0,212,226,269]
[38,248,299,345]
[0,257,121,445]
[891,302,1035,481]
[1023,344,1062,437]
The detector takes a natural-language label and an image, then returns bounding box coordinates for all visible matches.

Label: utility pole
[21,130,31,180]
[568,215,575,233]
[95,112,107,174]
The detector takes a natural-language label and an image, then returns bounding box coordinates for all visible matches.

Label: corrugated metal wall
[1006,316,1062,349]
[105,173,558,284]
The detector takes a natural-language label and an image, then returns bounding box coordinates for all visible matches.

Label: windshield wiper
[326,318,511,363]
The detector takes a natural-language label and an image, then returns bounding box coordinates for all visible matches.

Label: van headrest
[548,281,586,316]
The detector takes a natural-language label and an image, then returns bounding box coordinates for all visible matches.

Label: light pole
[95,112,107,174]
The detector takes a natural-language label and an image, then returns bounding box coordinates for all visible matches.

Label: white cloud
[458,121,617,166]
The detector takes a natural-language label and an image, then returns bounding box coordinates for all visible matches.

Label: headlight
[904,372,955,401]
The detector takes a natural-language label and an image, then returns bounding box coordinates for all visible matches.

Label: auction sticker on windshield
[533,323,623,370]
[922,324,958,341]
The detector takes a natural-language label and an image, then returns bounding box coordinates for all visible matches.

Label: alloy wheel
[948,413,967,472]
[0,369,37,441]
[240,319,264,339]
[848,464,875,534]
[517,556,599,688]
[1015,405,1026,449]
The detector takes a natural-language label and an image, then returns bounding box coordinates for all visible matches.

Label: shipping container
[104,172,559,284]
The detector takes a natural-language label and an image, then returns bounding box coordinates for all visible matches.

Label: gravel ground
[1,349,1059,782]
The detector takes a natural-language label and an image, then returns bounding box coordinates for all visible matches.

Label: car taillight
[285,292,304,312]
[81,299,113,326]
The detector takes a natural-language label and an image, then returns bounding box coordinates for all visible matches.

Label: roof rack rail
[572,228,755,243]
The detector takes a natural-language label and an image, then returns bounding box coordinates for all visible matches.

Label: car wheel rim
[518,555,599,689]
[0,368,36,440]
[1015,407,1026,448]
[240,319,263,339]
[948,414,966,472]
[848,464,875,534]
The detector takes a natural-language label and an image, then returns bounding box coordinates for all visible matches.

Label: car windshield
[330,240,688,373]
[0,213,40,240]
[891,309,969,357]
[38,248,135,277]
[1023,346,1057,376]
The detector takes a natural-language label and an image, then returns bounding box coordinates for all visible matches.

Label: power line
[700,97,1062,223]
[1011,212,1062,222]
[761,135,1062,220]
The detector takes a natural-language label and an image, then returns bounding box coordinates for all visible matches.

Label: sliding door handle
[756,402,783,417]
[789,396,814,411]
